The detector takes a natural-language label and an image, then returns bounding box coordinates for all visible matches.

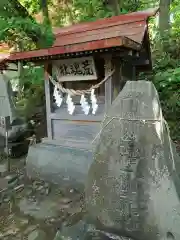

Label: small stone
[59,203,71,210]
[28,229,46,240]
[32,181,39,189]
[26,189,33,196]
[49,218,56,223]
[67,205,83,215]
[18,174,24,180]
[45,187,50,195]
[24,225,37,235]
[3,196,10,203]
[44,183,49,188]
[37,186,43,191]
[40,189,45,195]
[20,218,29,226]
[53,231,63,240]
[14,184,24,192]
[60,220,90,240]
[59,198,72,204]
[5,174,18,184]
[0,227,19,238]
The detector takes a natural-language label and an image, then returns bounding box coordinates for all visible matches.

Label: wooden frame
[44,50,139,141]
[44,56,113,141]
[44,64,52,139]
[105,54,113,111]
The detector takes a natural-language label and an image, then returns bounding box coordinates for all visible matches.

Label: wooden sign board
[53,56,97,82]
[0,116,11,130]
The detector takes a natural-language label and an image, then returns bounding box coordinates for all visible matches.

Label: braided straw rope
[49,67,115,96]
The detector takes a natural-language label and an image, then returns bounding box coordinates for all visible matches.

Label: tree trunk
[16,43,24,91]
[159,0,171,36]
[40,0,51,26]
[104,0,121,15]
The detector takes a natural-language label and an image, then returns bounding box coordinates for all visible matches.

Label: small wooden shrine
[3,8,158,186]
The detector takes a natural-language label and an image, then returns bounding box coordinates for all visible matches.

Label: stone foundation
[26,138,93,189]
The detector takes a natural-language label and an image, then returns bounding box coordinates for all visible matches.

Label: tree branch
[5,0,50,46]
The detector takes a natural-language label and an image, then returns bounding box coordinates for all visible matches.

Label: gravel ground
[0,157,85,240]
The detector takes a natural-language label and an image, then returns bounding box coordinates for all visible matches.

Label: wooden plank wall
[52,119,101,142]
[45,53,136,142]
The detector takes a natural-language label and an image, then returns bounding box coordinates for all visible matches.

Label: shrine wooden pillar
[104,54,113,112]
[44,63,53,139]
[104,54,124,110]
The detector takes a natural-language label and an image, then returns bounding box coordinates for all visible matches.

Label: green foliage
[0,0,54,120]
[0,16,54,49]
[0,0,54,49]
[69,0,132,23]
[50,0,130,26]
[20,0,40,14]
[16,66,45,119]
[72,0,114,22]
[20,66,44,85]
[147,28,180,140]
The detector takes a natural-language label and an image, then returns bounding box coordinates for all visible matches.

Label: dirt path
[0,157,85,240]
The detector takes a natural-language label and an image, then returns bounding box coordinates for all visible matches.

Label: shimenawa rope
[49,68,115,96]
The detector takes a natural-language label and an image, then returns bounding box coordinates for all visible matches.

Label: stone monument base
[26,138,94,189]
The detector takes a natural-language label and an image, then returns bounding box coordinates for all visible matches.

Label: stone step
[26,139,94,189]
[42,137,92,150]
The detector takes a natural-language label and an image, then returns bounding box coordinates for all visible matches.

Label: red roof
[5,8,158,62]
[53,8,157,45]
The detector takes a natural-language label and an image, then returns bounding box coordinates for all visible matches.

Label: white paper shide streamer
[80,94,90,115]
[91,89,98,115]
[53,86,63,107]
[66,94,75,115]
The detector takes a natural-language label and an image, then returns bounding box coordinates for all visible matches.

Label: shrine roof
[3,8,158,62]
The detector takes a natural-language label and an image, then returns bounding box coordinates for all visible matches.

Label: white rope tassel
[80,94,90,115]
[53,86,63,107]
[66,94,75,115]
[91,89,98,115]
[49,69,115,96]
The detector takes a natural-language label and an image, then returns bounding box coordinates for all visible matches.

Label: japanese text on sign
[53,57,97,81]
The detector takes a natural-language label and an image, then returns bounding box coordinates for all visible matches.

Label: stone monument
[86,81,180,240]
[0,73,30,156]
[0,74,27,139]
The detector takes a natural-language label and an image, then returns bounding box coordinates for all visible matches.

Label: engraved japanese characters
[53,57,97,82]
